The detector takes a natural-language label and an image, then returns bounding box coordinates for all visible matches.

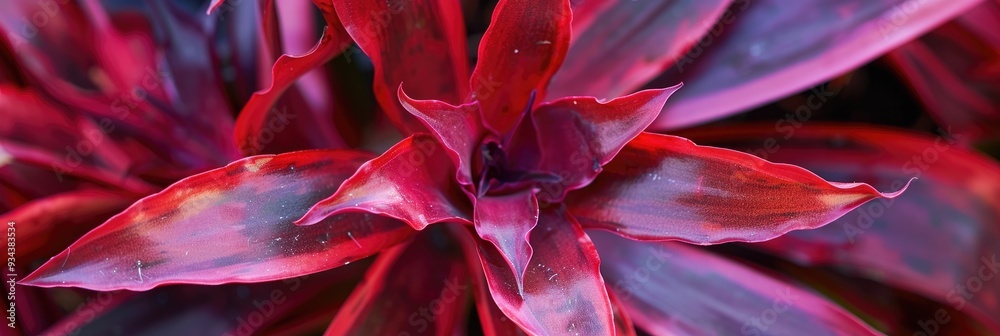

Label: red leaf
[324,230,471,335]
[474,191,538,286]
[470,0,571,134]
[647,0,984,130]
[147,0,241,160]
[399,87,485,186]
[21,150,413,291]
[475,206,613,335]
[297,134,472,230]
[549,0,731,100]
[567,132,909,244]
[332,0,470,134]
[40,266,363,335]
[680,124,1000,330]
[233,0,354,155]
[207,0,226,14]
[885,1,1000,142]
[608,288,638,336]
[0,189,133,259]
[591,232,881,335]
[530,86,680,202]
[0,87,159,194]
[452,226,529,336]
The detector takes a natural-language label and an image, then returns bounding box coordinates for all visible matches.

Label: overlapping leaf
[681,124,1000,330]
[22,150,413,291]
[549,0,731,100]
[647,0,984,130]
[592,232,881,335]
[567,132,908,244]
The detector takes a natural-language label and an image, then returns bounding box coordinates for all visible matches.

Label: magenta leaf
[474,191,538,286]
[21,150,413,291]
[147,0,241,159]
[0,87,158,194]
[332,0,470,134]
[399,87,485,186]
[41,267,363,335]
[647,0,984,130]
[530,86,680,201]
[681,124,1000,330]
[475,206,613,335]
[567,132,909,244]
[0,189,133,259]
[452,227,530,336]
[885,1,1000,142]
[591,231,881,335]
[470,0,572,134]
[549,0,732,100]
[233,0,354,155]
[608,288,638,336]
[297,134,472,230]
[324,230,471,335]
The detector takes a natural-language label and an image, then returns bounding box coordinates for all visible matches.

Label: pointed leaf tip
[568,132,913,244]
[296,135,472,230]
[22,150,412,291]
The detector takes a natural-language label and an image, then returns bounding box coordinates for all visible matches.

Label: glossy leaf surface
[22,150,413,291]
[549,0,731,99]
[567,132,908,244]
[470,0,571,134]
[332,0,469,134]
[681,124,1000,330]
[592,232,881,335]
[297,135,472,230]
[648,0,984,130]
[475,207,613,335]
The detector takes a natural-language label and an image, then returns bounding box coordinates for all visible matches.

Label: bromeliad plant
[5,0,1000,334]
[18,0,911,334]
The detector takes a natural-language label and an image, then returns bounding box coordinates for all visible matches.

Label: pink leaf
[323,230,471,335]
[470,0,572,134]
[681,124,1000,330]
[567,132,909,244]
[549,0,731,100]
[21,150,413,291]
[474,207,613,335]
[297,134,472,230]
[332,0,470,134]
[648,0,984,130]
[530,86,680,201]
[592,232,881,335]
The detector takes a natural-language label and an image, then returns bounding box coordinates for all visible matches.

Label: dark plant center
[476,141,559,197]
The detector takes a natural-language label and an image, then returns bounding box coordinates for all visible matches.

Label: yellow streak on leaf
[0,144,11,168]
[818,192,868,207]
[178,190,224,220]
[244,157,273,173]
